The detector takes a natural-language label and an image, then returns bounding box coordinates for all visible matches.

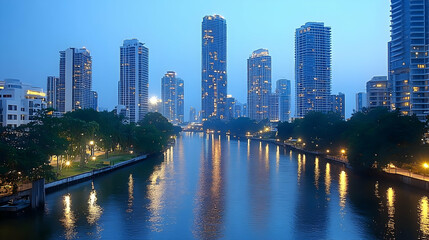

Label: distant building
[242,103,248,117]
[177,78,184,123]
[189,107,196,123]
[201,15,227,120]
[330,92,345,119]
[234,101,243,118]
[225,95,236,120]
[149,96,162,113]
[389,0,429,120]
[247,49,272,121]
[296,22,332,118]
[276,79,291,122]
[118,39,149,123]
[58,47,92,114]
[367,76,390,109]
[0,79,46,127]
[46,76,58,109]
[355,92,367,112]
[162,71,177,122]
[269,93,279,122]
[114,105,130,123]
[90,91,98,111]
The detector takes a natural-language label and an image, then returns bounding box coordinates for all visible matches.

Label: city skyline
[0,0,390,120]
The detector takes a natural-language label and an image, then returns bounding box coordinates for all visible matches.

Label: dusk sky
[0,0,390,119]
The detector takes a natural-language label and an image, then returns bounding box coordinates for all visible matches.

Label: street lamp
[65,161,71,167]
[89,140,95,156]
[423,163,429,179]
[326,149,330,154]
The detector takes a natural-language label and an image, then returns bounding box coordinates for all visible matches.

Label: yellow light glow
[341,149,346,154]
[26,90,46,97]
[92,156,96,161]
[424,163,429,169]
[326,149,330,153]
[65,161,71,166]
[149,96,158,105]
[89,140,94,145]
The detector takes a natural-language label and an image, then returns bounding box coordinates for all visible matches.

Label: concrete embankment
[45,154,148,193]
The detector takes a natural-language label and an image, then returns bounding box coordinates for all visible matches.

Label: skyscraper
[367,76,390,109]
[269,93,279,122]
[58,47,92,114]
[330,92,345,120]
[355,92,367,112]
[189,106,196,123]
[247,49,272,121]
[295,22,332,118]
[46,76,58,109]
[118,39,149,123]
[389,0,429,121]
[201,15,227,121]
[90,91,98,111]
[225,95,236,120]
[177,78,184,123]
[276,79,291,122]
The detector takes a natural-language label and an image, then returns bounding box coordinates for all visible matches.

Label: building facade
[367,76,390,109]
[247,49,272,121]
[389,0,429,120]
[0,79,46,127]
[90,91,98,111]
[276,79,291,122]
[161,71,184,124]
[225,95,236,120]
[189,106,196,123]
[269,93,279,122]
[119,39,149,123]
[295,22,332,118]
[330,92,345,119]
[355,92,368,112]
[58,47,92,114]
[201,15,227,121]
[46,76,58,109]
[177,78,184,123]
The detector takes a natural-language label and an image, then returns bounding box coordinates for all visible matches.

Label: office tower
[90,91,98,111]
[247,49,272,121]
[46,76,58,109]
[189,106,196,123]
[367,76,390,109]
[355,92,368,112]
[177,78,184,123]
[295,22,332,118]
[389,0,429,120]
[242,103,248,117]
[58,47,92,114]
[201,15,227,121]
[330,92,345,119]
[234,101,243,118]
[276,79,292,122]
[225,95,236,120]
[161,71,177,123]
[119,39,149,123]
[0,79,46,127]
[269,93,279,122]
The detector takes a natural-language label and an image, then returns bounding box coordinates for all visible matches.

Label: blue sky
[0,0,390,120]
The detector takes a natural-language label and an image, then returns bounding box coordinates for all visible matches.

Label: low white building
[0,79,46,127]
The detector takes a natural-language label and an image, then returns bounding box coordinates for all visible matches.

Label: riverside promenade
[255,138,429,191]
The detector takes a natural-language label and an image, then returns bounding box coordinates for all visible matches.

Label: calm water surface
[1,133,429,239]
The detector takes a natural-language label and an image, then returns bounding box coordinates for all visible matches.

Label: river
[1,132,429,239]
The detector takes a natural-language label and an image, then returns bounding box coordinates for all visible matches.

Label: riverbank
[253,137,429,192]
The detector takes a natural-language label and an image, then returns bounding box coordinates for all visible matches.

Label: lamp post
[89,140,95,157]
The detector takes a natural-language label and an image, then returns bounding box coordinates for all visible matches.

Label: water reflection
[193,135,225,239]
[314,157,320,188]
[386,187,395,237]
[87,185,103,225]
[61,194,76,240]
[276,146,280,172]
[339,171,347,210]
[127,174,134,213]
[325,163,331,197]
[419,196,429,236]
[297,154,302,183]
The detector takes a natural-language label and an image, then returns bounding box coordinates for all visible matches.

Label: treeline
[203,117,268,136]
[277,108,427,171]
[0,109,178,189]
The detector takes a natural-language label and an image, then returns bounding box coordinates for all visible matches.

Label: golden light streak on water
[61,194,76,240]
[386,187,395,237]
[87,189,102,225]
[325,163,331,196]
[297,154,302,182]
[276,146,280,173]
[339,171,347,212]
[127,174,134,213]
[419,196,429,236]
[314,157,320,188]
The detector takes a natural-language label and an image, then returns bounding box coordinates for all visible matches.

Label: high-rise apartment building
[58,47,92,114]
[225,95,236,120]
[330,92,345,119]
[161,71,184,124]
[90,91,98,111]
[367,76,390,109]
[269,93,279,122]
[355,92,368,112]
[201,15,227,121]
[295,22,332,118]
[276,79,291,122]
[119,39,149,123]
[46,76,58,109]
[177,78,184,123]
[389,0,429,120]
[189,106,196,123]
[247,49,272,121]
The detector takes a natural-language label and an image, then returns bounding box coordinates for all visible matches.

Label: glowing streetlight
[89,140,94,145]
[297,138,302,143]
[326,149,330,154]
[65,161,71,167]
[92,156,96,161]
[341,149,346,154]
[424,163,429,169]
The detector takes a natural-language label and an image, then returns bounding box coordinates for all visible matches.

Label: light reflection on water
[3,133,429,239]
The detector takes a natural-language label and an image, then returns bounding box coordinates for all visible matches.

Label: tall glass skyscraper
[161,71,184,124]
[247,49,272,121]
[276,79,291,122]
[295,22,332,118]
[389,0,429,121]
[46,76,58,109]
[58,47,92,113]
[201,15,227,121]
[118,39,149,123]
[177,78,184,123]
